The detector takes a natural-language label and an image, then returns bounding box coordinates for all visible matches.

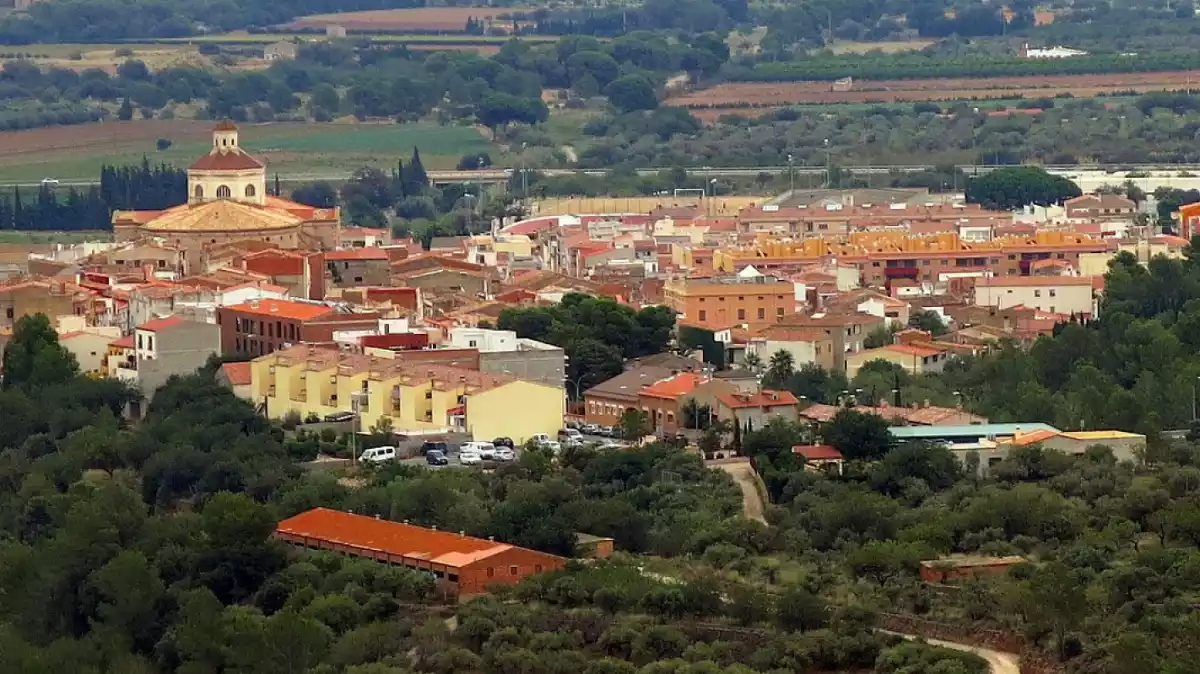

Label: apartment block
[325,248,392,288]
[0,278,95,330]
[107,316,220,401]
[663,275,795,329]
[973,276,1095,317]
[250,345,563,443]
[216,298,381,356]
[447,327,565,388]
[773,311,885,372]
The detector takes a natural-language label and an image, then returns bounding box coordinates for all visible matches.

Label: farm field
[666,70,1200,108]
[156,32,555,45]
[2,43,209,73]
[827,39,936,55]
[0,121,493,183]
[284,7,537,32]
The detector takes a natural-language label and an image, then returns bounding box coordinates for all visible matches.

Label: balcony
[290,390,307,403]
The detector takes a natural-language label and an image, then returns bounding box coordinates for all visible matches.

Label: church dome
[141,200,300,233]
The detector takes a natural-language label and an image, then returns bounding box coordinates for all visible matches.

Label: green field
[150,32,557,45]
[0,122,495,183]
[0,230,111,244]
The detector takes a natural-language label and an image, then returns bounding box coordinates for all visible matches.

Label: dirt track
[713,459,767,524]
[879,630,1021,674]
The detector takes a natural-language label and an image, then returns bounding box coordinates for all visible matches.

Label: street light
[520,141,528,201]
[823,138,832,188]
[787,153,795,194]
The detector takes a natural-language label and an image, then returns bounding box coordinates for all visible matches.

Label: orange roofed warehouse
[275,508,566,595]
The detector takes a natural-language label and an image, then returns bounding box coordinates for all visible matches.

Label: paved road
[879,630,1021,674]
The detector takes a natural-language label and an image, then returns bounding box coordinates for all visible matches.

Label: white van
[360,446,396,464]
[461,441,496,459]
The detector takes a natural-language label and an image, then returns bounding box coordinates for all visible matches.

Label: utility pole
[787,153,795,194]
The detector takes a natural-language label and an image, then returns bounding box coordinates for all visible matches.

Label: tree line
[0,159,185,231]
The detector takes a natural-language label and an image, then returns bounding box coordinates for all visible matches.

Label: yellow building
[250,345,564,443]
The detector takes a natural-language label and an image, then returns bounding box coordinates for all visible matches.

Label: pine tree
[274,173,281,197]
[118,97,134,121]
[394,158,405,199]
[405,146,428,194]
[12,186,23,229]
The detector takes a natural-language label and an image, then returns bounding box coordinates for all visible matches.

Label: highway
[6,164,1200,188]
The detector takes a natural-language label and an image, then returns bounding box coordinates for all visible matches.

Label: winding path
[879,630,1021,674]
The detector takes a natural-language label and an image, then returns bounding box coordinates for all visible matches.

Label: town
[2,76,1200,674]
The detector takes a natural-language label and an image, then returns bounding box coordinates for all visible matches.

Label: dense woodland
[4,247,1200,672]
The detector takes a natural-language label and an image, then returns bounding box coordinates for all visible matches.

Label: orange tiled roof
[793,444,843,460]
[221,361,252,386]
[719,389,799,409]
[276,508,563,569]
[640,372,708,399]
[110,334,135,348]
[974,276,1093,287]
[225,299,333,321]
[881,343,944,358]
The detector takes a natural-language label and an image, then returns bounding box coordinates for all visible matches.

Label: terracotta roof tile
[719,389,799,409]
[226,299,333,321]
[138,316,186,332]
[640,372,708,399]
[221,361,252,386]
[793,444,844,460]
[189,148,264,171]
[325,248,390,261]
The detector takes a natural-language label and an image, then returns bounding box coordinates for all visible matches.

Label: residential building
[275,508,564,596]
[0,278,95,330]
[792,444,845,474]
[845,343,951,377]
[746,326,836,371]
[216,298,381,356]
[582,366,676,427]
[250,345,564,443]
[217,361,253,400]
[774,311,885,372]
[1063,193,1136,222]
[638,371,721,435]
[663,275,795,329]
[973,276,1095,317]
[997,428,1145,461]
[234,248,326,300]
[107,316,221,402]
[448,327,566,388]
[886,423,1141,475]
[712,389,799,429]
[326,248,391,287]
[59,326,122,376]
[263,41,298,61]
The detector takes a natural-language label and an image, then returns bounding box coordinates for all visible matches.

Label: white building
[1021,43,1088,59]
[973,276,1095,317]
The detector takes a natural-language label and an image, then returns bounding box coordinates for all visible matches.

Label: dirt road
[713,460,767,524]
[879,630,1021,674]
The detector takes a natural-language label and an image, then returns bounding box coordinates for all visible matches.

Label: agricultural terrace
[667,70,1200,109]
[284,6,539,32]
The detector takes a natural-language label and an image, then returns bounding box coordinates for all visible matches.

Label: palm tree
[743,352,762,373]
[764,349,795,388]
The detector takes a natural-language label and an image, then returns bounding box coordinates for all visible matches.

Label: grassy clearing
[0,122,493,183]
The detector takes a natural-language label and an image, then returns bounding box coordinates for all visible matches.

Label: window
[216,185,231,199]
[777,307,784,317]
[757,307,765,319]
[872,261,880,267]
[737,308,745,320]
[354,276,363,283]
[193,185,203,199]
[1034,290,1041,298]
[698,310,706,321]
[510,565,518,576]
[137,334,143,349]
[1049,289,1057,297]
[4,307,12,319]
[245,184,256,197]
[486,567,494,578]
[425,391,432,399]
[147,336,153,351]
[535,564,543,572]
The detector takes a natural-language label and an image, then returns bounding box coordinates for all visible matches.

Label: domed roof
[190,148,265,172]
[214,119,239,131]
[142,200,301,233]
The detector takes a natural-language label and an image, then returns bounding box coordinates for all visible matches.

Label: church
[112,121,340,272]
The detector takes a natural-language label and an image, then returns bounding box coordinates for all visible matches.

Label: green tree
[619,409,652,440]
[822,408,893,460]
[966,166,1081,210]
[605,74,659,113]
[2,313,78,391]
[763,349,795,389]
[846,540,922,586]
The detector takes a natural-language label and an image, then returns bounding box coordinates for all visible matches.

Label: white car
[359,445,396,464]
[461,441,496,459]
[458,451,482,466]
[581,423,600,435]
[493,447,515,461]
[41,177,59,186]
[540,440,561,454]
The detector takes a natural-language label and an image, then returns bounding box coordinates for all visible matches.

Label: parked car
[420,440,448,455]
[530,433,552,445]
[324,411,355,422]
[541,440,562,454]
[459,451,482,466]
[425,449,449,466]
[559,428,583,442]
[41,177,59,186]
[493,447,516,461]
[565,419,580,430]
[359,446,396,464]
[581,423,600,435]
[598,441,625,451]
[462,441,496,459]
[492,437,514,449]
[597,426,615,437]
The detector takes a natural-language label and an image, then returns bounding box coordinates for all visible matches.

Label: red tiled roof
[275,507,564,569]
[719,389,799,409]
[881,343,944,358]
[225,299,333,321]
[975,276,1093,287]
[214,120,238,131]
[110,334,135,348]
[221,361,252,386]
[189,148,265,171]
[138,316,186,332]
[325,248,390,261]
[793,444,844,461]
